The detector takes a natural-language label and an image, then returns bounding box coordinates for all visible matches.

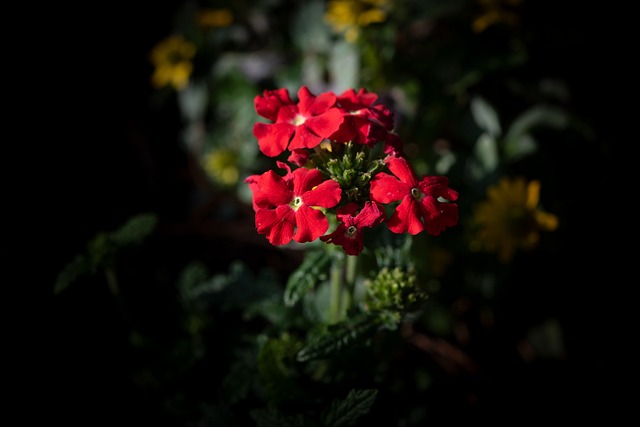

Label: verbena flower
[370,156,459,236]
[470,176,558,263]
[324,0,390,43]
[320,201,385,255]
[253,86,345,157]
[245,162,342,246]
[330,88,394,147]
[246,86,459,255]
[149,35,196,90]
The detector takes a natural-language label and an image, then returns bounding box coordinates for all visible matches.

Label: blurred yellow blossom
[196,8,233,28]
[470,176,558,263]
[203,148,240,187]
[472,0,522,33]
[324,0,390,43]
[149,35,196,90]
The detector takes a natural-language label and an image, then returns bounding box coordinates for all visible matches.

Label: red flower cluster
[245,86,459,256]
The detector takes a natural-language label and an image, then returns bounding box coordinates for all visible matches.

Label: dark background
[12,1,627,424]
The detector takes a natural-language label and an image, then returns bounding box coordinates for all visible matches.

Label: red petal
[418,175,459,201]
[370,172,409,204]
[291,168,324,194]
[259,170,293,206]
[254,122,295,157]
[387,198,424,235]
[254,88,293,121]
[301,179,341,208]
[386,156,418,187]
[294,205,329,243]
[306,109,344,139]
[354,201,385,228]
[288,125,325,150]
[423,202,458,236]
[256,206,295,246]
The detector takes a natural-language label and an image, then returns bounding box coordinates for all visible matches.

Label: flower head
[320,201,385,256]
[245,162,342,245]
[470,176,558,263]
[370,156,459,236]
[149,35,196,90]
[253,86,345,157]
[246,86,459,255]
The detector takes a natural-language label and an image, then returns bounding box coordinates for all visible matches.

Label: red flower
[330,88,395,146]
[320,201,385,256]
[370,156,459,236]
[245,164,342,245]
[253,86,344,157]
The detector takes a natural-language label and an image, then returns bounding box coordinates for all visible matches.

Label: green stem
[328,254,344,324]
[345,254,358,302]
[328,253,360,324]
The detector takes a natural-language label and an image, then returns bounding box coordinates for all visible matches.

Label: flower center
[346,225,357,237]
[410,187,423,201]
[291,196,303,210]
[292,114,306,126]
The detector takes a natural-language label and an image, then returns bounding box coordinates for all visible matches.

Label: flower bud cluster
[363,266,426,316]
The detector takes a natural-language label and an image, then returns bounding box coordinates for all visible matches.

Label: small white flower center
[292,114,306,126]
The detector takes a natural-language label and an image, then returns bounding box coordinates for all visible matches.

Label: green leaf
[324,389,378,427]
[53,254,91,294]
[284,249,331,307]
[297,314,379,362]
[470,96,502,138]
[257,334,307,406]
[473,133,499,174]
[503,104,568,161]
[110,213,158,246]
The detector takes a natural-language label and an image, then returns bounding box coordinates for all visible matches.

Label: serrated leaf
[325,389,378,427]
[54,254,91,294]
[470,96,502,138]
[284,249,331,307]
[297,314,379,362]
[110,213,158,246]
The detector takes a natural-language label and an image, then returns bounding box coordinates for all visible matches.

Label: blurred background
[23,0,625,425]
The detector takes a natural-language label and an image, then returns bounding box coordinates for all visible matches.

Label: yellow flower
[324,0,390,43]
[470,176,558,263]
[472,0,522,33]
[196,8,233,28]
[203,148,240,187]
[149,35,196,91]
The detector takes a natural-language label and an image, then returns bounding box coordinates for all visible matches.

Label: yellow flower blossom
[472,0,522,33]
[149,35,196,91]
[324,0,390,43]
[203,148,240,187]
[196,8,233,28]
[470,176,558,263]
